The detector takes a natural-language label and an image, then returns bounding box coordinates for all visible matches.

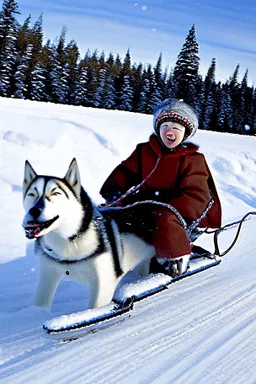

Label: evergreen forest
[0,0,255,135]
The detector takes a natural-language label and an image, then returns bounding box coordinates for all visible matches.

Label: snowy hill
[1,98,256,384]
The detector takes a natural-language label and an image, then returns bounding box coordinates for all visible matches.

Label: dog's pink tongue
[34,227,42,236]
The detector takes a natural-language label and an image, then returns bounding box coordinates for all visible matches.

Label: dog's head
[22,158,84,239]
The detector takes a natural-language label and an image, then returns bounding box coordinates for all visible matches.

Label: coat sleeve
[100,145,141,202]
[168,153,212,221]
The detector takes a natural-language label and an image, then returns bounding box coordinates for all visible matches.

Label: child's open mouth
[166,135,175,142]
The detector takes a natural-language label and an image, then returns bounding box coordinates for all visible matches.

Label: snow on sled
[43,253,221,340]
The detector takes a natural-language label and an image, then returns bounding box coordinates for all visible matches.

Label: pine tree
[229,64,243,133]
[0,0,20,96]
[113,53,122,76]
[11,15,30,96]
[147,64,162,113]
[240,70,256,135]
[131,62,143,111]
[137,65,155,113]
[99,50,105,68]
[118,49,133,110]
[165,69,175,98]
[119,75,133,111]
[218,83,233,133]
[137,67,151,113]
[15,14,30,53]
[100,53,116,109]
[64,39,80,104]
[173,24,200,106]
[153,53,165,100]
[20,14,45,99]
[229,64,239,89]
[13,43,32,98]
[241,69,248,90]
[39,39,55,101]
[238,69,248,134]
[27,13,45,99]
[94,64,116,110]
[103,71,116,109]
[210,81,222,131]
[201,58,217,130]
[103,53,117,109]
[92,50,106,106]
[122,49,132,75]
[148,80,162,112]
[73,64,89,106]
[50,27,69,103]
[12,14,45,100]
[94,67,106,107]
[30,60,47,101]
[85,50,100,107]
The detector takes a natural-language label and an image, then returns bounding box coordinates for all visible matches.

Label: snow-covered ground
[1,98,256,384]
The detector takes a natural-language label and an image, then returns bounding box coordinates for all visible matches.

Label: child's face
[159,121,186,149]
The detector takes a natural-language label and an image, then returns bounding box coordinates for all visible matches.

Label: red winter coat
[100,134,222,259]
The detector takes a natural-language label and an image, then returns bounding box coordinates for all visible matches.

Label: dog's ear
[64,158,81,197]
[23,160,37,197]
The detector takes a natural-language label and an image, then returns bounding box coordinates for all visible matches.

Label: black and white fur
[22,159,155,310]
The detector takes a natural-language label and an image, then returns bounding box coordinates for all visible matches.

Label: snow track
[2,247,256,384]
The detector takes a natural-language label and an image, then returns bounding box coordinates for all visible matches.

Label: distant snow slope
[1,98,256,384]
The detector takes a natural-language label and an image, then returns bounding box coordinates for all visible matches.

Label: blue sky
[16,0,256,85]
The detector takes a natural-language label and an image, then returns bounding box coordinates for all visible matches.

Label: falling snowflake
[142,5,147,10]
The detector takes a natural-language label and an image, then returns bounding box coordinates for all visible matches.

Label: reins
[204,211,256,257]
[104,194,256,258]
[107,157,161,208]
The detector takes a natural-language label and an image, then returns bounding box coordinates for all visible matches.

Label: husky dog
[22,159,155,310]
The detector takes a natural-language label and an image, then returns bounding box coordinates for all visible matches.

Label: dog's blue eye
[52,191,61,196]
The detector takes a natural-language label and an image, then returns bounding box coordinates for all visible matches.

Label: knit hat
[153,98,198,141]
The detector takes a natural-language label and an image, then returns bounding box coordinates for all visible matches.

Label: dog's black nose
[29,206,42,219]
[29,197,45,219]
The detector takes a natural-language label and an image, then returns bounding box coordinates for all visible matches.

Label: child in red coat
[100,98,222,277]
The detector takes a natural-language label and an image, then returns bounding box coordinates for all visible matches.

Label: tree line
[0,0,255,136]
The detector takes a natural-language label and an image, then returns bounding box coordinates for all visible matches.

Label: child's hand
[102,191,123,204]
